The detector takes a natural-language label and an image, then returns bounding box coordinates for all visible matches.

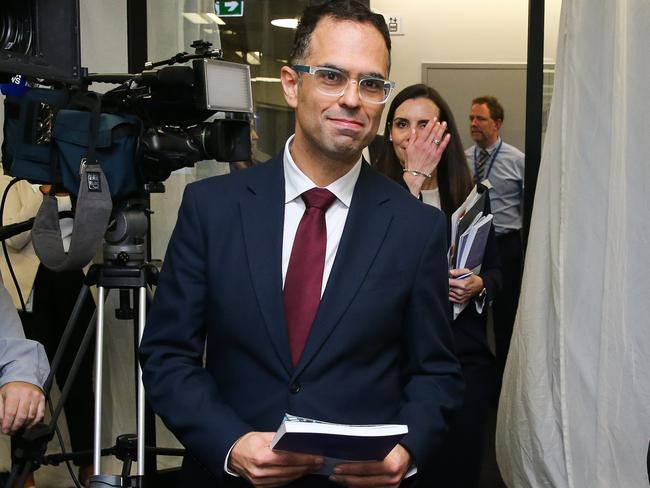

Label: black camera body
[1,0,254,198]
[0,0,81,83]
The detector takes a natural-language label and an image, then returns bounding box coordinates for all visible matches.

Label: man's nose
[339,80,361,108]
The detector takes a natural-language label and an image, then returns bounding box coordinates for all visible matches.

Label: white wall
[371,0,562,129]
[81,0,129,87]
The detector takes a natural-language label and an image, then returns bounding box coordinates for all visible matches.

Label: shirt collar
[282,134,361,207]
[484,137,502,154]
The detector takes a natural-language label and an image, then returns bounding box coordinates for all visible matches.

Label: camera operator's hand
[0,381,45,435]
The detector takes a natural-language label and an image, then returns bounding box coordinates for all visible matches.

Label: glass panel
[146,0,318,161]
[146,0,313,261]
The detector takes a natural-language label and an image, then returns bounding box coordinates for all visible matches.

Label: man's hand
[0,381,46,435]
[228,431,324,487]
[329,443,411,487]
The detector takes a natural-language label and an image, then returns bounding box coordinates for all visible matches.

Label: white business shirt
[224,135,361,475]
[282,135,361,296]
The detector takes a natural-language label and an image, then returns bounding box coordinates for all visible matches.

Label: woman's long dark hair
[375,84,473,216]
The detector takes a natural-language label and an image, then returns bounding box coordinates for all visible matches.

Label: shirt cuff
[473,289,487,314]
[223,441,241,477]
[0,339,49,390]
[404,464,418,478]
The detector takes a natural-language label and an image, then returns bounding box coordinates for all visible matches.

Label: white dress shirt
[282,135,361,296]
[225,135,361,475]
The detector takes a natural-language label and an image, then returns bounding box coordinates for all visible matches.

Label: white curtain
[496,0,650,487]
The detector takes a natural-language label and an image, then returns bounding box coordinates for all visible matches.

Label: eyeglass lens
[312,68,390,103]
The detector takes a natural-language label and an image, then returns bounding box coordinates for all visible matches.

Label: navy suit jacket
[140,154,463,486]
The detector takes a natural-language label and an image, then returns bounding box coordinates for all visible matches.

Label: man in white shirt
[140,2,463,487]
[465,95,525,381]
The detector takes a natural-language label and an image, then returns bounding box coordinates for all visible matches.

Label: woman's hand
[448,268,484,305]
[402,117,451,197]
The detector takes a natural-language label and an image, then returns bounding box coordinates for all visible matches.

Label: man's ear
[494,119,503,131]
[280,66,299,109]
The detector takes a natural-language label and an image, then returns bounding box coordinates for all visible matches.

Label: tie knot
[479,149,490,160]
[302,188,336,211]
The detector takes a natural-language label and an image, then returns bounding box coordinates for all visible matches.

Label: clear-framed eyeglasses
[292,65,395,104]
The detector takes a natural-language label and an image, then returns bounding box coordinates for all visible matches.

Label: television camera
[1,0,253,268]
[1,1,254,487]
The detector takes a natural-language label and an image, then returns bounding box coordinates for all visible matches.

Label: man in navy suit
[139,1,463,487]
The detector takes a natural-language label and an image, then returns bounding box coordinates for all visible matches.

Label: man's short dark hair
[472,95,505,122]
[290,0,391,69]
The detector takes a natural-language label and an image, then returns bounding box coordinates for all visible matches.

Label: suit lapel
[239,156,293,375]
[294,164,393,376]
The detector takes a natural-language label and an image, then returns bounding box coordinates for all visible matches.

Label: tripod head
[103,198,150,267]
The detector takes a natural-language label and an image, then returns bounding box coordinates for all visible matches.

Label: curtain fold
[496,1,650,486]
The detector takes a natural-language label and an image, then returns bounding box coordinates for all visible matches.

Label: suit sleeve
[478,225,503,302]
[478,191,503,302]
[397,210,464,465]
[139,184,252,475]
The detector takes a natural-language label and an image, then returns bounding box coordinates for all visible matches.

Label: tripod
[5,205,184,488]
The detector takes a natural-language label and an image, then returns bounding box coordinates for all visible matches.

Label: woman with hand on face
[376,84,503,488]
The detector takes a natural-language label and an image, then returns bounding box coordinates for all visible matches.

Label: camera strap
[32,93,112,271]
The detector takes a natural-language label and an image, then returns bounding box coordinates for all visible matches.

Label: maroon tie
[284,188,337,366]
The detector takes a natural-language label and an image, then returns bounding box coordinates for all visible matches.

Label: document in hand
[271,413,408,474]
[448,185,493,320]
[449,186,488,269]
[457,213,493,272]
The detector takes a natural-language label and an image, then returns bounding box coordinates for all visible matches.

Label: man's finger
[10,396,29,434]
[244,463,322,488]
[269,449,324,468]
[1,395,18,434]
[26,396,42,428]
[333,460,384,475]
[30,397,46,427]
[330,472,400,488]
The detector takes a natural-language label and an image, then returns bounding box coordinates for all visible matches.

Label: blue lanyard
[473,139,503,182]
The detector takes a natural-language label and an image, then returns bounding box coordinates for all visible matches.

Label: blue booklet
[270,413,408,474]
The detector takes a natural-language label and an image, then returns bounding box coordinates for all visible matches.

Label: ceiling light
[204,13,226,25]
[271,18,298,29]
[183,13,209,24]
[246,51,261,65]
[252,77,282,83]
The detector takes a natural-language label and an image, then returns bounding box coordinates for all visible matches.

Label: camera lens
[0,1,34,54]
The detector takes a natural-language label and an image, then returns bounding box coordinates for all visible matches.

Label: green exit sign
[215,0,244,17]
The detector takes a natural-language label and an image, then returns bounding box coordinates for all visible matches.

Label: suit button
[289,381,301,394]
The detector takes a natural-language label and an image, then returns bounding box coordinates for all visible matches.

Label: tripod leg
[93,286,109,476]
[43,283,93,396]
[136,286,146,478]
[4,459,33,488]
[51,299,98,427]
